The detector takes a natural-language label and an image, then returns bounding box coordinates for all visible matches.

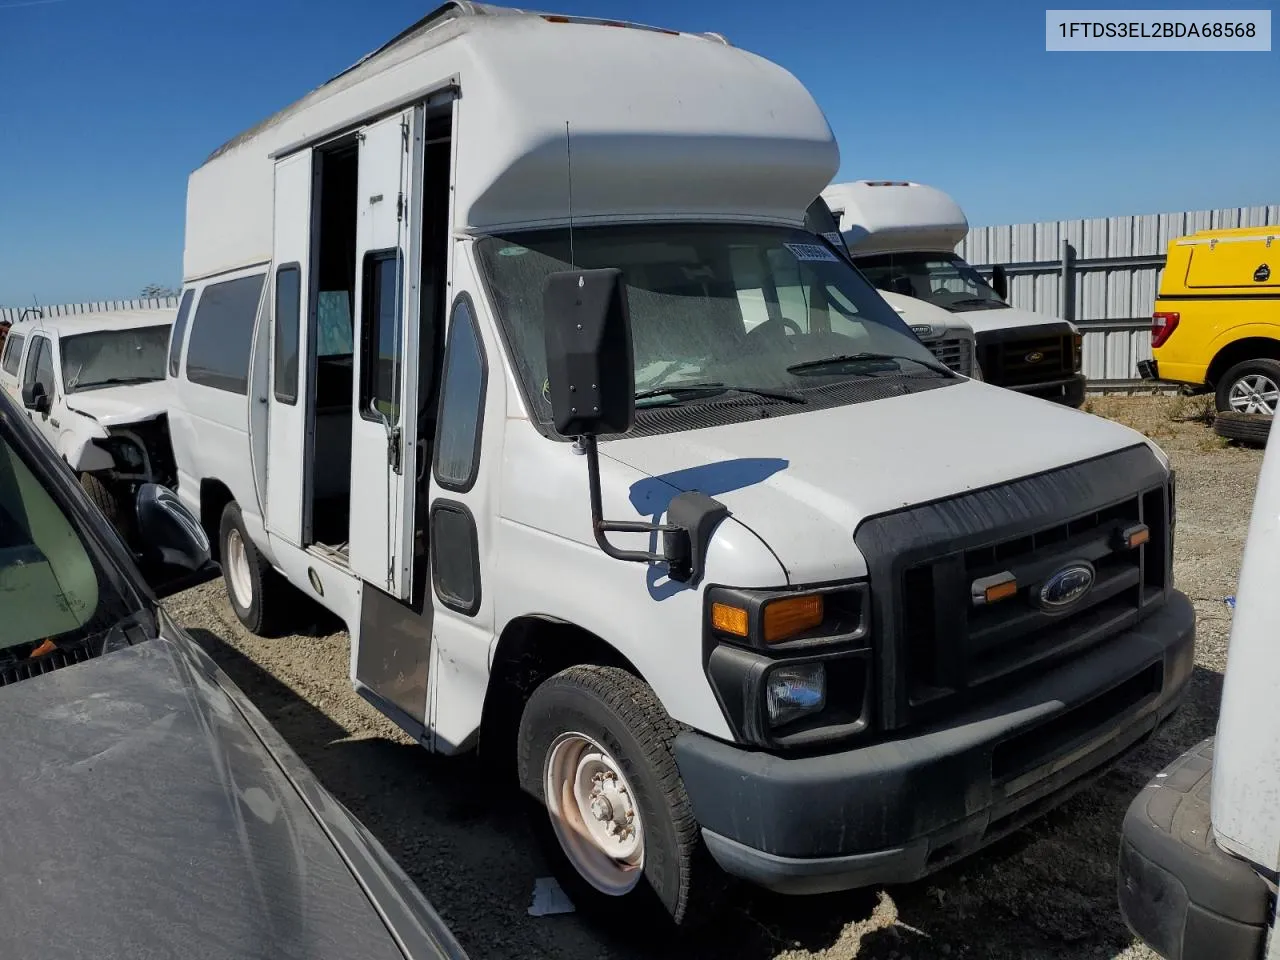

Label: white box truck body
[166,2,1191,922]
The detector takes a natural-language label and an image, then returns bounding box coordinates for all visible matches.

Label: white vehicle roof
[185,2,838,281]
[11,310,176,338]
[822,180,968,256]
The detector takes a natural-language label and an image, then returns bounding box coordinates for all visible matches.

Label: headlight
[765,662,826,727]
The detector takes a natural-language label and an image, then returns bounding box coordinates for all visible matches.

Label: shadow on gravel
[188,624,1227,960]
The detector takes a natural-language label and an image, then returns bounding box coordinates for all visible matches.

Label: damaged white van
[169,2,1192,923]
[0,309,179,538]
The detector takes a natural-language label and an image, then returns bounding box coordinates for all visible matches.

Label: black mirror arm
[582,434,677,565]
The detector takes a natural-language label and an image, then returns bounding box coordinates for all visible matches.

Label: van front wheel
[518,665,717,925]
[1216,358,1280,416]
[218,502,289,636]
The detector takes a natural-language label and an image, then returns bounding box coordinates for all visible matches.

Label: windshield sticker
[785,242,841,263]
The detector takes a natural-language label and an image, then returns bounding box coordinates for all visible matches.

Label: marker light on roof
[540,14,679,35]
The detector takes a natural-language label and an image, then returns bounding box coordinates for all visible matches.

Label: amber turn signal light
[763,595,824,643]
[710,602,749,637]
[971,571,1018,606]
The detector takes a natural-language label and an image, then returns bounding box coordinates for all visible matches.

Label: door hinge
[401,117,410,150]
[396,192,404,223]
[388,424,403,474]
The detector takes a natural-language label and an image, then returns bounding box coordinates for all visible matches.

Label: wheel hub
[1229,374,1279,416]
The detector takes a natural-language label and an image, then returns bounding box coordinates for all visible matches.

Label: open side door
[349,106,424,598]
[264,149,313,546]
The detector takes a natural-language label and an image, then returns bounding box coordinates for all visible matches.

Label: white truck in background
[805,198,979,379]
[822,180,1086,407]
[1118,427,1280,959]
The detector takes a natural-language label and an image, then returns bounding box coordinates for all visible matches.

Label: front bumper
[1117,737,1272,960]
[1007,373,1087,408]
[674,592,1195,895]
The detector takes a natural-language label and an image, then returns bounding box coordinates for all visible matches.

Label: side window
[186,273,265,394]
[273,264,301,405]
[167,288,196,378]
[316,291,354,357]
[2,334,25,377]
[359,250,402,423]
[433,297,487,492]
[24,338,53,394]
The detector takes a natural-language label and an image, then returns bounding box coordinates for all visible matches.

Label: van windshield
[61,325,172,393]
[854,252,1009,313]
[477,224,950,426]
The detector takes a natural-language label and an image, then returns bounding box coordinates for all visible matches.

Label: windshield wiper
[948,297,1009,310]
[634,381,805,404]
[786,352,954,378]
[77,376,161,389]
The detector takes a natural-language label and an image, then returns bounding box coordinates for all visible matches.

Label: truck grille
[927,338,975,378]
[978,332,1075,386]
[853,445,1172,731]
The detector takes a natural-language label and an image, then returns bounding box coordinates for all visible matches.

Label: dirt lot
[166,395,1264,960]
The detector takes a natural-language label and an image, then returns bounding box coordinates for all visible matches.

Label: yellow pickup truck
[1139,226,1280,441]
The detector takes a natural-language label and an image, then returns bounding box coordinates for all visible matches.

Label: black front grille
[854,445,1172,732]
[978,329,1076,387]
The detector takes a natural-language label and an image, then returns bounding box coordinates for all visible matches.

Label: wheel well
[200,479,235,560]
[1207,338,1280,387]
[479,617,641,783]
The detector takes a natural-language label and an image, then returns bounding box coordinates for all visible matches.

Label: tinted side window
[2,334,25,376]
[359,251,402,423]
[24,338,51,391]
[433,297,487,492]
[186,274,265,394]
[167,288,196,378]
[273,265,301,405]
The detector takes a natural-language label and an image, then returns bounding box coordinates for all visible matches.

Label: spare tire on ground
[1213,411,1272,445]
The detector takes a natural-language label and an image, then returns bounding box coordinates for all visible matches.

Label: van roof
[822,180,969,257]
[184,2,837,280]
[12,310,176,337]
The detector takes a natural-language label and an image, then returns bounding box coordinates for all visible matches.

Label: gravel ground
[165,395,1264,960]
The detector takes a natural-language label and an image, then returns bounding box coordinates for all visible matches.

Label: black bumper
[1137,359,1159,381]
[1117,737,1272,960]
[1006,373,1087,407]
[674,592,1195,895]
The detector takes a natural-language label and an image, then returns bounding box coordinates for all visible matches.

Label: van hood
[603,380,1150,584]
[64,379,172,428]
[959,305,1078,336]
[878,290,973,341]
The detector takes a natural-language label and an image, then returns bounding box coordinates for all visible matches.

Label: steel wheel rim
[1229,374,1279,415]
[225,528,254,610]
[544,731,644,896]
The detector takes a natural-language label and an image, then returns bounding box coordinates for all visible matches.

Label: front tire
[518,665,717,926]
[218,501,290,636]
[79,472,134,545]
[1215,358,1280,416]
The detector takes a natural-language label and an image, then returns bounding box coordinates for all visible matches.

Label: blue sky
[0,0,1275,305]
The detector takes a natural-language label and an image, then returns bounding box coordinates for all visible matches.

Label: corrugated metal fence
[0,296,179,325]
[959,204,1280,389]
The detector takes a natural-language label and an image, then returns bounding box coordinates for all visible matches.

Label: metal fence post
[1059,239,1074,323]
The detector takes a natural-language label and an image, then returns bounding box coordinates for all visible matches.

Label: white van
[0,309,178,535]
[169,2,1192,922]
[1118,433,1279,958]
[822,180,1087,407]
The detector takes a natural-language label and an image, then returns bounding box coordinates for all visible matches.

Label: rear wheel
[219,501,290,636]
[1215,359,1280,416]
[518,665,718,926]
[1214,411,1273,445]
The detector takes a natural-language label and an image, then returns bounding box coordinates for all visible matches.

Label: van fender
[60,428,114,473]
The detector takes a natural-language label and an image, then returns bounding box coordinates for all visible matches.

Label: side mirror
[891,275,915,298]
[22,380,49,414]
[990,264,1009,302]
[542,268,635,438]
[134,483,216,597]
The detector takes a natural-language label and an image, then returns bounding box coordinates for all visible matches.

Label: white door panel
[349,106,423,598]
[265,150,313,546]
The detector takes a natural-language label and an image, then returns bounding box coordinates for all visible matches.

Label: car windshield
[60,325,171,393]
[854,252,1009,313]
[477,224,949,424]
[0,417,141,666]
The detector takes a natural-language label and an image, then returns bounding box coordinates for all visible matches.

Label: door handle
[49,418,59,428]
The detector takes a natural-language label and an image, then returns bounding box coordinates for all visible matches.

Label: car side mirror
[134,483,217,598]
[990,264,1009,301]
[542,267,635,438]
[22,380,49,414]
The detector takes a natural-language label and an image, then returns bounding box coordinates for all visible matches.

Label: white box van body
[168,2,1192,921]
[822,180,1087,407]
[0,310,179,534]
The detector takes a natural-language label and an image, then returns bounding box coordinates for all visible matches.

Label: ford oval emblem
[1038,562,1095,613]
[911,324,933,338]
[1025,350,1045,364]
